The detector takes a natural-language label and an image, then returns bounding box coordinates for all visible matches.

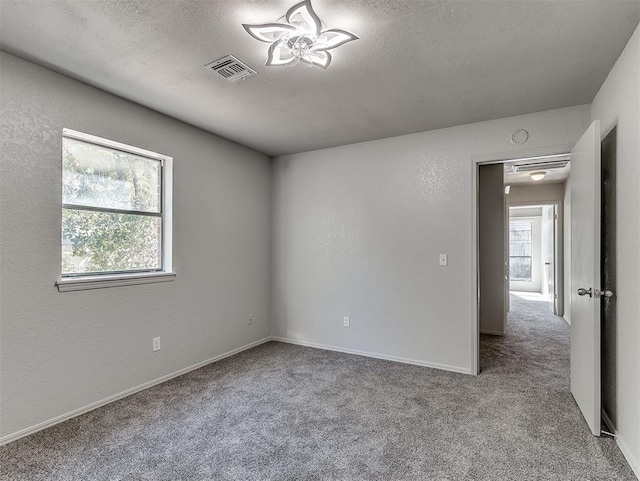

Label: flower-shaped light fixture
[242,0,358,69]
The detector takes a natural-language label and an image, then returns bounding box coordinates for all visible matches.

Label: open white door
[570,120,601,436]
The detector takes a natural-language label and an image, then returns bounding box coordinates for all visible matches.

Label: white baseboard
[270,336,471,375]
[617,433,640,480]
[600,408,639,479]
[10,335,636,479]
[0,337,272,447]
[563,316,571,326]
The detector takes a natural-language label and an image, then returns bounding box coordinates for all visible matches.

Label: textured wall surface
[591,25,640,475]
[272,105,590,373]
[0,53,272,439]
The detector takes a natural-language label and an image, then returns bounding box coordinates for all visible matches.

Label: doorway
[473,122,619,439]
[508,203,562,317]
[474,150,571,374]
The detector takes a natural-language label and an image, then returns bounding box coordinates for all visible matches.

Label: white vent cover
[514,160,569,173]
[205,55,256,81]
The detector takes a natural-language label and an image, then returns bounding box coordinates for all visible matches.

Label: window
[57,129,174,291]
[509,221,532,282]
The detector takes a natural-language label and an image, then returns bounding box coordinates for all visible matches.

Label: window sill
[56,272,176,292]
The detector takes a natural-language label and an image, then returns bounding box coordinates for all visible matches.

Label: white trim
[63,128,171,162]
[617,433,640,479]
[471,144,573,166]
[162,154,174,273]
[600,409,640,479]
[271,336,472,375]
[0,337,271,446]
[60,128,174,284]
[56,271,176,292]
[470,156,480,375]
[563,316,571,326]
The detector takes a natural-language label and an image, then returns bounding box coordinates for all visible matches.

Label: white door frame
[469,144,573,375]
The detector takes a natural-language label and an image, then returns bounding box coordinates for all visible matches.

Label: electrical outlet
[248,317,253,325]
[152,337,161,352]
[439,254,448,266]
[343,316,350,328]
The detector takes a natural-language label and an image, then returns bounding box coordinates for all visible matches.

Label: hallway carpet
[1,295,636,480]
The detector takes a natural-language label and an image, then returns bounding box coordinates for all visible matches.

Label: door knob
[577,288,593,297]
[599,289,615,298]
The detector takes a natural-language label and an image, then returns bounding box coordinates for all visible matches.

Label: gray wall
[591,24,640,474]
[272,105,590,373]
[507,183,565,205]
[0,53,272,440]
[478,164,506,335]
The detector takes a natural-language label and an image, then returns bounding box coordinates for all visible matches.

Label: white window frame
[56,128,175,292]
[509,221,533,283]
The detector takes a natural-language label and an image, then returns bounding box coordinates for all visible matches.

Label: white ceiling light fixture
[242,0,359,69]
[529,171,547,181]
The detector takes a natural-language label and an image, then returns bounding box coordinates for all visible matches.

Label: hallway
[482,292,565,376]
[479,293,635,479]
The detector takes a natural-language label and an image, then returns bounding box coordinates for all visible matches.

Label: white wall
[509,207,543,217]
[0,53,272,440]
[272,105,590,373]
[591,24,640,475]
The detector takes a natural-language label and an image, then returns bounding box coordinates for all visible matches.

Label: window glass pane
[510,257,532,281]
[63,137,161,213]
[509,222,532,256]
[62,209,161,274]
[509,221,532,281]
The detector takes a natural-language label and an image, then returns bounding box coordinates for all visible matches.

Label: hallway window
[509,222,532,282]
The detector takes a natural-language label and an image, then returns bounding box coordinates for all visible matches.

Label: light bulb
[529,171,547,181]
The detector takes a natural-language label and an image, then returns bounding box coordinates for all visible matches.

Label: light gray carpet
[1,295,636,480]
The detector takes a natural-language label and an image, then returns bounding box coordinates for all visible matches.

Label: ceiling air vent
[514,160,569,173]
[205,55,257,81]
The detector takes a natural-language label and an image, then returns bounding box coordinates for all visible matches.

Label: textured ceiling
[1,0,638,157]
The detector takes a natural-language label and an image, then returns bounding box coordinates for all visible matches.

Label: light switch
[439,254,448,266]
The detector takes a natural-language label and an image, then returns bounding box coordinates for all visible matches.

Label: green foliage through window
[62,134,164,275]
